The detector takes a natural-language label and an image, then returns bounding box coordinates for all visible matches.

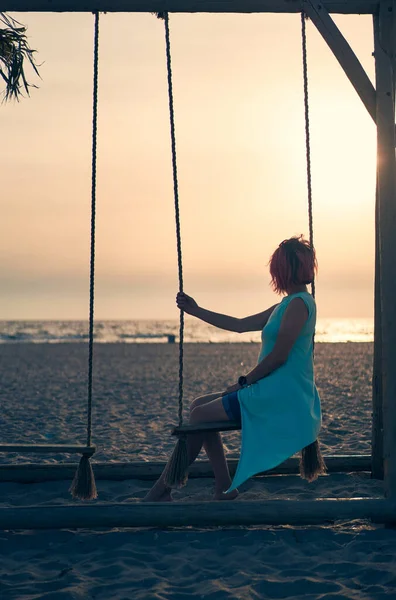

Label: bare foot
[214,489,239,501]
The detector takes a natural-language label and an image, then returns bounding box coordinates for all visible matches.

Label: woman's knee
[189,397,200,413]
[189,394,209,413]
[190,393,221,414]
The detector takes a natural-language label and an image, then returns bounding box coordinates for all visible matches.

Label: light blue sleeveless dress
[228,291,321,492]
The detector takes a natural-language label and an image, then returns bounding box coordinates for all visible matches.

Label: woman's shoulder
[283,292,316,318]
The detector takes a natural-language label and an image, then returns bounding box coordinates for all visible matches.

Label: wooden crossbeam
[0,455,372,482]
[0,498,394,529]
[304,0,377,122]
[0,444,96,455]
[0,0,378,14]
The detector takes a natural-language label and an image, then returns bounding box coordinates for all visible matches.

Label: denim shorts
[222,391,242,422]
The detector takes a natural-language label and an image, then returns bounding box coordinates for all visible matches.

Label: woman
[144,235,324,502]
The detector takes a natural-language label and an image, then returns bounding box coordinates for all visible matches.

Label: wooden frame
[1,0,395,528]
[1,498,395,530]
[0,0,379,14]
[0,455,371,482]
[373,1,396,500]
[304,0,377,122]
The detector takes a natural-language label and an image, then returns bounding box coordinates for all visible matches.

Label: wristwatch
[238,375,248,387]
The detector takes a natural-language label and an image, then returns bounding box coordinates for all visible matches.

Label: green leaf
[0,12,40,102]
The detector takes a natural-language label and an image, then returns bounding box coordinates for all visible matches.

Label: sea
[0,318,374,344]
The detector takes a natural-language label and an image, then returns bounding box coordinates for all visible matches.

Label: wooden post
[371,182,384,479]
[374,1,396,498]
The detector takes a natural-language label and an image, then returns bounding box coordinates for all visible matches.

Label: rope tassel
[163,435,189,489]
[70,453,98,500]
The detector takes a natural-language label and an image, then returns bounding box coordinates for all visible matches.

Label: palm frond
[0,12,40,102]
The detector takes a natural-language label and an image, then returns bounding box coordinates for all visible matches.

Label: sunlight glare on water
[0,318,374,343]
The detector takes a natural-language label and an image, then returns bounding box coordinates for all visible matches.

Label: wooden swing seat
[172,421,241,435]
[0,444,96,456]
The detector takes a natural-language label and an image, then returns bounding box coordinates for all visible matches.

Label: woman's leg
[203,432,236,499]
[190,401,238,500]
[142,392,223,502]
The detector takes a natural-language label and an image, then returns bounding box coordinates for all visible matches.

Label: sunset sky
[1,11,376,320]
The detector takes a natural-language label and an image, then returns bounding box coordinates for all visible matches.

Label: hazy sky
[1,12,376,320]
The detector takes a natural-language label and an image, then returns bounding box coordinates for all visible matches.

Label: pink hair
[269,235,317,294]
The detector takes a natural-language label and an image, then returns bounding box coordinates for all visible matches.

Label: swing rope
[155,12,189,488]
[300,10,326,479]
[162,12,185,431]
[87,9,100,450]
[301,10,315,301]
[70,10,100,500]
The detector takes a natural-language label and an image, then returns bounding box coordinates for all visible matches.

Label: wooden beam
[371,1,388,472]
[0,455,371,483]
[303,0,377,123]
[0,444,96,455]
[0,498,393,529]
[371,182,384,479]
[374,1,396,500]
[0,0,378,15]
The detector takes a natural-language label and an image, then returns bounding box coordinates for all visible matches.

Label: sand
[0,342,374,461]
[1,342,396,600]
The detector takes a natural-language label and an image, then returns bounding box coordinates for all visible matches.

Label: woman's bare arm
[177,293,279,333]
[237,304,279,332]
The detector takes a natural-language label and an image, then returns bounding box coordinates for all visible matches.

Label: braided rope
[301,10,316,358]
[86,10,100,447]
[301,10,315,301]
[160,12,185,427]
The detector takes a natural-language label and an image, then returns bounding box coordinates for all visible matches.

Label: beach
[1,342,396,599]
